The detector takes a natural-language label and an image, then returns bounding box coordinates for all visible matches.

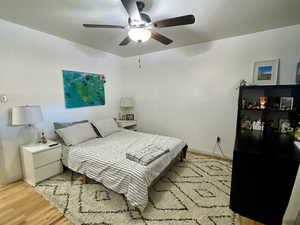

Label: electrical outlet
[217,136,221,143]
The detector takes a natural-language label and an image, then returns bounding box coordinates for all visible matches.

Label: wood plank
[0,181,74,225]
[5,214,26,225]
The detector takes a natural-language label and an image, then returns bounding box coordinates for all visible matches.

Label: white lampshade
[12,105,43,126]
[128,28,151,43]
[120,97,134,108]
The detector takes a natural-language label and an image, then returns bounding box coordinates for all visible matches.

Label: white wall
[0,140,6,185]
[123,25,300,224]
[123,24,300,158]
[0,19,125,183]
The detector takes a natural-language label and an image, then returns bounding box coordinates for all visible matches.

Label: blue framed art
[62,70,106,108]
[253,59,279,85]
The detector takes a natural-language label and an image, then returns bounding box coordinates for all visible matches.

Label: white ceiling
[0,0,300,57]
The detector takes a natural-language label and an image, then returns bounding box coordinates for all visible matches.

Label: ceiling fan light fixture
[128,28,151,43]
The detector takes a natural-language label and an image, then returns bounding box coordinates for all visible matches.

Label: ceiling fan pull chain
[138,56,142,70]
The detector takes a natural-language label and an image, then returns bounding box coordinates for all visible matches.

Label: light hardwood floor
[0,181,72,225]
[0,152,265,225]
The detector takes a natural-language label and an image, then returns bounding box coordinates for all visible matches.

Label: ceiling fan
[83,0,195,46]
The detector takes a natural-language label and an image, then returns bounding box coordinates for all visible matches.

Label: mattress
[62,129,185,211]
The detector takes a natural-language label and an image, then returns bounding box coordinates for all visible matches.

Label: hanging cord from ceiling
[138,56,142,70]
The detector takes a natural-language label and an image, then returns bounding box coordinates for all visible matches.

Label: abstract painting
[253,59,279,85]
[63,70,106,108]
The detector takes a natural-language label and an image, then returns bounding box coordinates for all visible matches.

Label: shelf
[237,129,295,158]
[241,109,295,112]
[240,84,300,89]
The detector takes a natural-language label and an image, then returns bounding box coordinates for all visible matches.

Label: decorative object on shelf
[259,96,268,109]
[280,97,294,111]
[126,113,135,121]
[120,97,135,121]
[252,120,264,131]
[246,101,260,110]
[240,79,248,87]
[0,94,8,104]
[296,59,300,84]
[241,119,252,130]
[242,98,247,109]
[12,105,43,145]
[294,126,300,141]
[63,70,106,109]
[253,59,279,85]
[279,119,292,134]
[40,132,47,144]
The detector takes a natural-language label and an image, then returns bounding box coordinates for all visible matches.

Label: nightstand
[20,141,63,186]
[117,120,137,131]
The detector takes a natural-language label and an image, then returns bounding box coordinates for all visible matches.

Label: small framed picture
[253,59,279,85]
[280,97,294,111]
[279,119,292,134]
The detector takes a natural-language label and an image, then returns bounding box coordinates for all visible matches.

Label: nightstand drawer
[35,161,62,184]
[33,147,62,169]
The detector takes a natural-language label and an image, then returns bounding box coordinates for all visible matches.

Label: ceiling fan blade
[119,36,131,46]
[151,31,173,45]
[153,15,195,28]
[121,0,142,22]
[83,24,125,29]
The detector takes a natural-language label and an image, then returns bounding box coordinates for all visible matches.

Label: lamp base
[19,125,39,145]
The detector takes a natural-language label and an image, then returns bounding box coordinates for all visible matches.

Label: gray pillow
[91,119,120,137]
[54,120,88,144]
[56,122,98,146]
[54,120,88,129]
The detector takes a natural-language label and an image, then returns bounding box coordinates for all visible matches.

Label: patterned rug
[35,154,239,225]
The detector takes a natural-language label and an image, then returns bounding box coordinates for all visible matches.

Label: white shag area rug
[35,154,239,225]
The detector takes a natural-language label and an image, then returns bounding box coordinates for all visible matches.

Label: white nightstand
[117,120,137,131]
[20,141,63,186]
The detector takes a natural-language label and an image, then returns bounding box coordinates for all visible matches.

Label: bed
[61,129,187,211]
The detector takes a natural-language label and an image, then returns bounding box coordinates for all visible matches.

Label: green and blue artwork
[63,70,106,108]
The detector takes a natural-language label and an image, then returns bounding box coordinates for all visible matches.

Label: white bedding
[62,129,185,211]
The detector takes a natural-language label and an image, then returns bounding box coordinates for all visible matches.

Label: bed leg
[82,174,88,184]
[180,145,188,162]
[134,207,140,212]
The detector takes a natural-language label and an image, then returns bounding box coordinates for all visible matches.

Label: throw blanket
[126,144,170,166]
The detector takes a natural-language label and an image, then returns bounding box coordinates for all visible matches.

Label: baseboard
[188,148,233,162]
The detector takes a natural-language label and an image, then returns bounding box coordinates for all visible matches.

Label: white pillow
[56,122,98,146]
[92,119,120,137]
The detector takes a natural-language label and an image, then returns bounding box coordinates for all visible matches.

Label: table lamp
[12,105,43,145]
[120,97,134,120]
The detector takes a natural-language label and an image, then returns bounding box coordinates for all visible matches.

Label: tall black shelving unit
[230,85,300,225]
